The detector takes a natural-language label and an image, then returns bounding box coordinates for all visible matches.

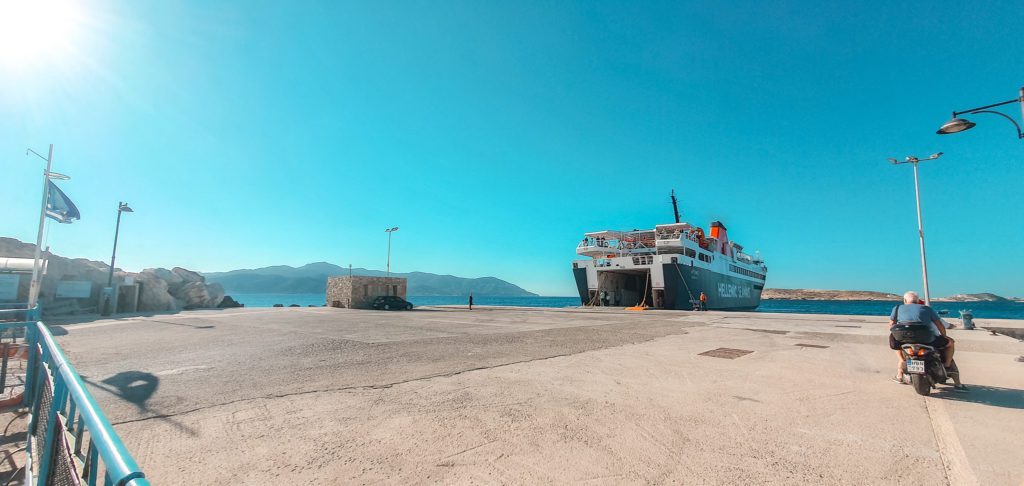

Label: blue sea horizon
[228,293,1024,320]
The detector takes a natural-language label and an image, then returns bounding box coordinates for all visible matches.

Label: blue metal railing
[0,306,149,486]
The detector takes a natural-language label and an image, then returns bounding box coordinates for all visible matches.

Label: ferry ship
[572,192,767,311]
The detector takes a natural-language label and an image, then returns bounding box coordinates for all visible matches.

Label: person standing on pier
[468,293,474,310]
[699,292,707,311]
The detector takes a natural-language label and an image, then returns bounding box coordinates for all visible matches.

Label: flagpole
[28,144,54,310]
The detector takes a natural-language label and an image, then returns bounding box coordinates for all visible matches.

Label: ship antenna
[670,190,681,224]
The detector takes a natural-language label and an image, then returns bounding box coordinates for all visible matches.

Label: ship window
[729,264,766,280]
[684,248,696,258]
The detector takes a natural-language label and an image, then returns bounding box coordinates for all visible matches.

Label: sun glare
[0,0,85,68]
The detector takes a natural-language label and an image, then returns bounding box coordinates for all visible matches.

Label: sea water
[229,293,1024,320]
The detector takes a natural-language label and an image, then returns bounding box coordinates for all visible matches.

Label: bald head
[903,291,919,304]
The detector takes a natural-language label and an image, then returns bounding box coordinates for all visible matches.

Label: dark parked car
[371,296,413,310]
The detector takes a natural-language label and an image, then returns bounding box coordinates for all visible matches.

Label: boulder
[136,273,180,312]
[218,295,244,308]
[205,283,225,308]
[171,267,204,285]
[142,268,184,290]
[171,281,211,310]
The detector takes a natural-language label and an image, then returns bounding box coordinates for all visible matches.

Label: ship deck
[48,306,1024,485]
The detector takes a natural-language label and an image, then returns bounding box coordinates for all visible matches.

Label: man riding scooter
[888,291,966,390]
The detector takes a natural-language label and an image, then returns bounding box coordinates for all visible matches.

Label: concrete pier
[51,307,1024,485]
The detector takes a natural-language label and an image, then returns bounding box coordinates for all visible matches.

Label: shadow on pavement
[934,385,1024,410]
[100,371,159,406]
[146,320,216,330]
[83,371,197,436]
[46,308,228,326]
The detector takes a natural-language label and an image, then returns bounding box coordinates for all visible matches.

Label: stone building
[327,276,407,309]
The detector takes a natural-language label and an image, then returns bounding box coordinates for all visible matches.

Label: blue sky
[1,1,1022,297]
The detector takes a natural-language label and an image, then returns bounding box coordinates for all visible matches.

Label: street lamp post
[936,86,1024,139]
[106,202,134,287]
[384,227,399,279]
[102,202,133,315]
[888,153,943,306]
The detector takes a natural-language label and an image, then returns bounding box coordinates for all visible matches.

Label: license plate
[906,359,925,374]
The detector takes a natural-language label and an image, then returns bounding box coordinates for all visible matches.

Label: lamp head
[937,116,975,135]
[119,202,133,213]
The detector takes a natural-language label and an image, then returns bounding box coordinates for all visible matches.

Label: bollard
[100,287,116,316]
[959,310,975,330]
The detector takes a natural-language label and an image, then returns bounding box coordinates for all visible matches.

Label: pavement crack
[109,349,602,427]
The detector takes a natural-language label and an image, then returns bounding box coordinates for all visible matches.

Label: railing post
[27,305,41,323]
[23,322,38,409]
[0,343,8,392]
[86,441,98,485]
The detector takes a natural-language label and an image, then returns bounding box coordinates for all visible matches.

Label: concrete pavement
[52,307,1024,485]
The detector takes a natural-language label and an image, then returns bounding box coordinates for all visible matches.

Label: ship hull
[661,263,762,311]
[572,267,590,305]
[572,263,763,311]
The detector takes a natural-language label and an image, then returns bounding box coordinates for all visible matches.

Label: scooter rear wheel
[911,374,932,396]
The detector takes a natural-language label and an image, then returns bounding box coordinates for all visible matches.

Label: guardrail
[0,306,150,486]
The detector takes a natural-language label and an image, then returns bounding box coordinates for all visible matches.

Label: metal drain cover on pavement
[699,348,754,359]
[794,343,829,349]
[835,325,861,328]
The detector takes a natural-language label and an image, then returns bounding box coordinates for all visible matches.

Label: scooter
[891,323,961,396]
[899,343,959,396]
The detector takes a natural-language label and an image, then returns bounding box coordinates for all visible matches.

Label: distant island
[203,263,537,297]
[764,289,1021,302]
[932,293,1017,303]
[762,289,900,301]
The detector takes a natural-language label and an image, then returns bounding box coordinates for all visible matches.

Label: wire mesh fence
[0,309,151,486]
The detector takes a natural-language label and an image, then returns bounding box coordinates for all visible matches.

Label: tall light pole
[888,153,943,305]
[106,202,134,287]
[385,227,399,279]
[936,86,1024,139]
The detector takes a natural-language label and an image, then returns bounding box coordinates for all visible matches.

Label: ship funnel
[710,221,730,256]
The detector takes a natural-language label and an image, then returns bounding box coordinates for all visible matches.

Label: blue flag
[45,180,81,224]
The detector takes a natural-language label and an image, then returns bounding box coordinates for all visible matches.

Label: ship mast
[670,190,681,224]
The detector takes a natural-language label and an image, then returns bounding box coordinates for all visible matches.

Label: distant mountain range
[202,263,537,297]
